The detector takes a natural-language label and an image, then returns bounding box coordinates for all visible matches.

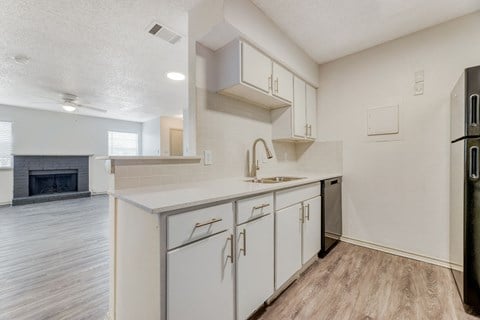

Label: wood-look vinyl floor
[1,196,479,320]
[258,242,480,320]
[0,196,109,320]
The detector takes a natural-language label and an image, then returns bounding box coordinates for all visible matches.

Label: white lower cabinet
[302,196,322,263]
[236,214,274,320]
[167,230,235,320]
[275,185,322,290]
[275,204,303,289]
[165,184,323,320]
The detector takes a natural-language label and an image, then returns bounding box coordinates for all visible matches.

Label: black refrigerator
[450,65,480,313]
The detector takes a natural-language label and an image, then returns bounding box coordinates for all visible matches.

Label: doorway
[169,128,183,156]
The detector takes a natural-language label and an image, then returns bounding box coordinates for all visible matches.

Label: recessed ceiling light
[62,104,77,112]
[12,55,30,65]
[166,72,185,81]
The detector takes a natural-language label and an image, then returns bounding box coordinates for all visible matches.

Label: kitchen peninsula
[106,164,341,320]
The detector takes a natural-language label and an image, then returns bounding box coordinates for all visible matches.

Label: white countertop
[96,155,202,161]
[111,173,342,214]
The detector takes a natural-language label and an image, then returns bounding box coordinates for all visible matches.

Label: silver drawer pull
[240,229,247,256]
[253,203,270,210]
[194,218,223,228]
[227,234,234,264]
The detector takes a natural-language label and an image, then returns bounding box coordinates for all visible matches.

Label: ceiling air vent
[148,23,182,45]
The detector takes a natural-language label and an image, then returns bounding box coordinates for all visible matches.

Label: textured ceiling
[251,0,480,64]
[0,0,201,122]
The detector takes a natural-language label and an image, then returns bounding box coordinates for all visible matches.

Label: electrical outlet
[203,150,213,166]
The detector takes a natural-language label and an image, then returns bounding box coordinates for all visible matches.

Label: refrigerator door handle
[470,94,479,127]
[470,146,479,180]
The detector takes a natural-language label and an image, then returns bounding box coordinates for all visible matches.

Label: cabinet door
[293,76,307,138]
[306,84,317,139]
[241,42,272,94]
[167,231,234,320]
[302,196,322,263]
[272,62,293,102]
[275,204,302,289]
[237,214,274,320]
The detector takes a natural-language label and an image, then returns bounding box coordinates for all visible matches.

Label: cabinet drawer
[237,193,274,225]
[167,203,233,250]
[275,183,321,210]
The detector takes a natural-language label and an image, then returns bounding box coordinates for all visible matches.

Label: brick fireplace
[13,156,91,205]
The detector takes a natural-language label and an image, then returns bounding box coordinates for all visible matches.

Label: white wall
[187,0,321,156]
[0,170,13,205]
[110,44,342,190]
[142,118,161,156]
[0,105,142,203]
[223,0,320,85]
[190,0,320,86]
[317,12,480,263]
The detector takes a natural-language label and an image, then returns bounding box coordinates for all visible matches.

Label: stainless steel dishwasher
[319,177,342,257]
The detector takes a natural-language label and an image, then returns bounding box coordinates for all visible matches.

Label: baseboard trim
[0,201,12,207]
[91,191,108,196]
[340,235,459,270]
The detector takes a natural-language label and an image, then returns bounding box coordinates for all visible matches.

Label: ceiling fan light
[62,104,77,112]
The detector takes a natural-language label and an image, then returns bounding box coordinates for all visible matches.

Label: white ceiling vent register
[148,22,182,44]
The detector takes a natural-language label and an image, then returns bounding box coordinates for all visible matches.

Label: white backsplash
[111,89,342,190]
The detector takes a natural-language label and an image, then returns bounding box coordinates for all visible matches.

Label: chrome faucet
[251,138,273,178]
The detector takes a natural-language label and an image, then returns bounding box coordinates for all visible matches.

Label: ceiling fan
[60,93,107,113]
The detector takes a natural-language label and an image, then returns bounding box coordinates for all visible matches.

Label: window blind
[0,121,12,168]
[108,131,139,156]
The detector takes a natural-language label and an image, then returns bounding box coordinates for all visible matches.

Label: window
[108,131,139,156]
[0,121,12,168]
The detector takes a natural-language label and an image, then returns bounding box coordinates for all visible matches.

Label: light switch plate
[415,70,424,83]
[414,82,424,95]
[203,150,213,166]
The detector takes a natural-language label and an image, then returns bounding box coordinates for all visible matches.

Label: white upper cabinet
[215,39,293,109]
[215,38,318,140]
[306,83,317,139]
[272,76,318,141]
[293,77,307,138]
[241,42,272,93]
[272,62,293,102]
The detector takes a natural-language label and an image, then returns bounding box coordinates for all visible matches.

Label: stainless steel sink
[245,176,306,184]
